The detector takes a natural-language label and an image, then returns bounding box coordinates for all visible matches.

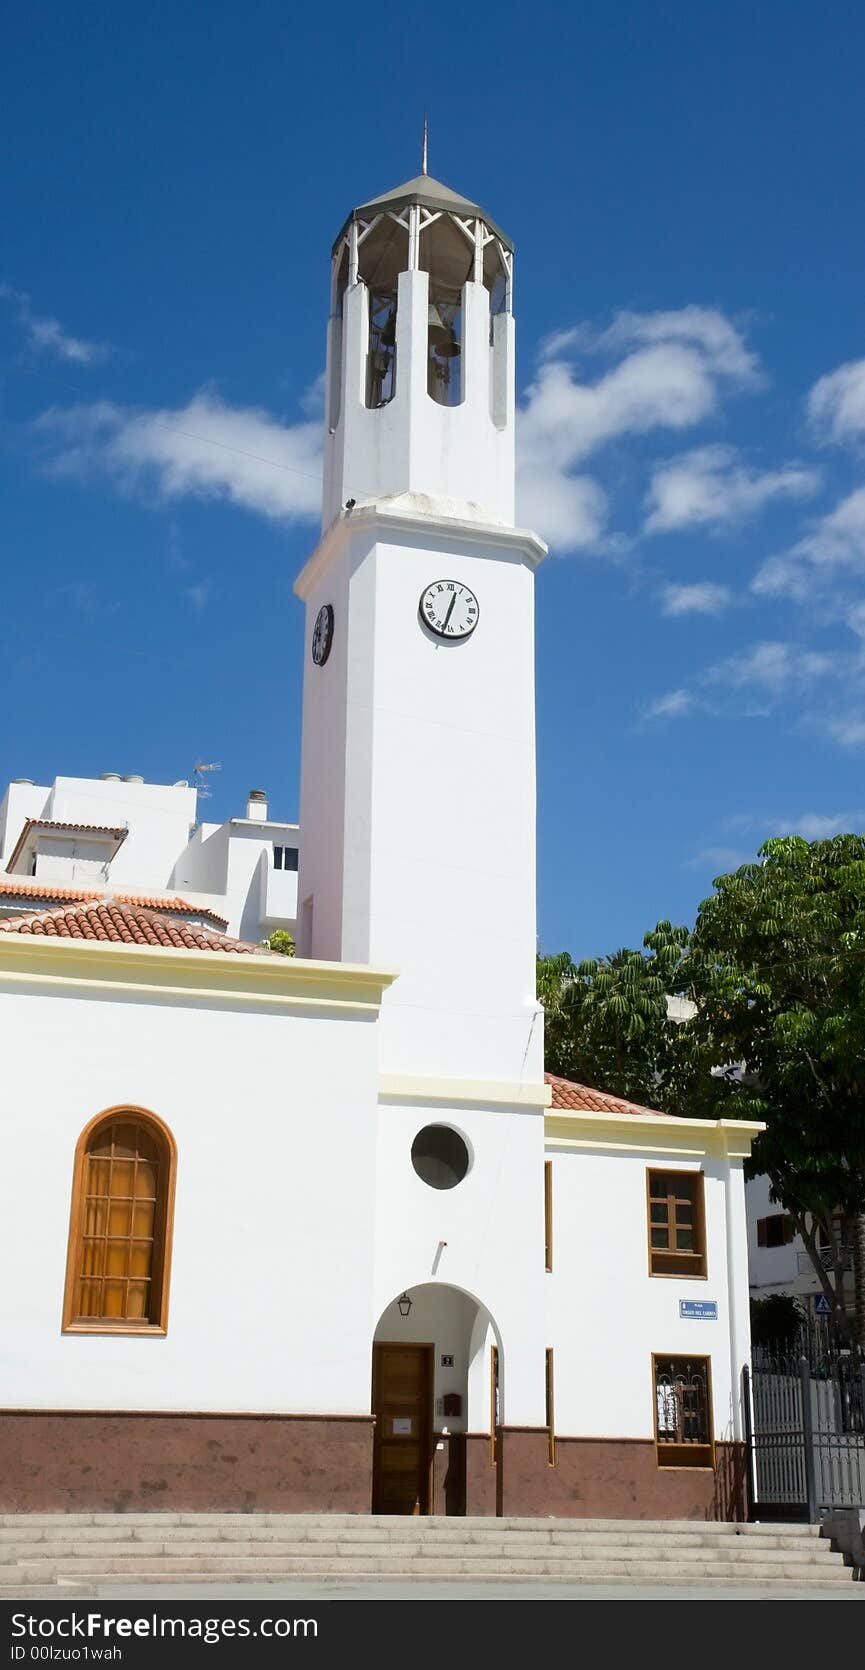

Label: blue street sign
[814,1294,832,1316]
[679,1299,718,1321]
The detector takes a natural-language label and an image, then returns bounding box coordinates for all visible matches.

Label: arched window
[63,1108,176,1334]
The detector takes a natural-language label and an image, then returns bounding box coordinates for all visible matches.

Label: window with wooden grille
[653,1355,713,1468]
[63,1108,176,1334]
[647,1169,706,1278]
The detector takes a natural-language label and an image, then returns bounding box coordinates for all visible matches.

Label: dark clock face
[311,603,334,666]
[419,580,479,640]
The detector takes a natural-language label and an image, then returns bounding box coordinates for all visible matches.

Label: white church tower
[295,162,547,1087]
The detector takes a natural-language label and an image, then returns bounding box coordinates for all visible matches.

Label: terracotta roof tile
[0,899,266,955]
[0,879,228,930]
[544,1071,663,1118]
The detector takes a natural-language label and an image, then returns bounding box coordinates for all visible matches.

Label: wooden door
[371,1342,433,1514]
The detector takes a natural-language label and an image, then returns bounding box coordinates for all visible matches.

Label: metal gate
[745,1333,865,1521]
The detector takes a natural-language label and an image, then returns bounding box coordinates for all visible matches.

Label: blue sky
[2,1,864,958]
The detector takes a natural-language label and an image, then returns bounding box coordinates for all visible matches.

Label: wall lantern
[397,1292,413,1318]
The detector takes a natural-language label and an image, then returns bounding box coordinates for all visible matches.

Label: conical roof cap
[333,172,512,254]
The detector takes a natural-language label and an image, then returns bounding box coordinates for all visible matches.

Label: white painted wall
[546,1143,752,1443]
[48,778,197,890]
[0,980,381,1415]
[0,783,50,862]
[297,518,543,1084]
[373,1098,547,1427]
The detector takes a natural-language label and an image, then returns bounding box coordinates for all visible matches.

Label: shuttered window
[63,1109,176,1333]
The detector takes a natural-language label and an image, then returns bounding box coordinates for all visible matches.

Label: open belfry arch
[0,154,761,1521]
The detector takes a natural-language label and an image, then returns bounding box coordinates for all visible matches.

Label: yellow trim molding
[379,1072,551,1108]
[0,933,397,1015]
[545,1108,764,1159]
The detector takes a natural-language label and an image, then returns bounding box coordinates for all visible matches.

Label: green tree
[537,923,688,1106]
[677,835,865,1345]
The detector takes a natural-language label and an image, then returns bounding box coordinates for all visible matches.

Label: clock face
[419,580,479,640]
[311,603,334,666]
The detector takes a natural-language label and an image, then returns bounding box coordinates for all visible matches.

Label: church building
[0,165,760,1519]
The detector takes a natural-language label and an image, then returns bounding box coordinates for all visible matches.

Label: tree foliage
[538,923,687,1106]
[675,834,865,1343]
[539,834,865,1342]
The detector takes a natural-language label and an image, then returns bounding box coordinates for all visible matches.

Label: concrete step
[11,1560,852,1587]
[0,1520,831,1549]
[0,1538,842,1567]
[0,1512,825,1534]
[5,1553,853,1581]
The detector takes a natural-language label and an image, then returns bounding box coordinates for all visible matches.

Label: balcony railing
[796,1248,853,1276]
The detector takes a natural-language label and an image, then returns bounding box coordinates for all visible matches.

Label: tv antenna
[193,759,222,800]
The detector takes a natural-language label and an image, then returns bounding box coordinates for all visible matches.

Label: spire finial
[421,112,428,177]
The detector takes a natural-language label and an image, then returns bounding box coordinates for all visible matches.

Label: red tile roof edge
[544,1071,664,1119]
[0,898,267,956]
[0,878,228,929]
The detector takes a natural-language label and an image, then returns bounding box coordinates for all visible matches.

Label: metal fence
[746,1328,865,1520]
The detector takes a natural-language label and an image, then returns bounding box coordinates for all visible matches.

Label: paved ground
[86,1578,865,1601]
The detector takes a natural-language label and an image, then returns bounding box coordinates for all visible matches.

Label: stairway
[0,1513,856,1596]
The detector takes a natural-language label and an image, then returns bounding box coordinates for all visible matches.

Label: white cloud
[643,688,694,720]
[542,306,760,383]
[661,581,731,616]
[644,640,843,730]
[518,307,759,553]
[822,713,865,748]
[686,845,751,871]
[778,810,865,839]
[515,465,608,551]
[645,444,819,533]
[185,583,209,610]
[808,357,865,446]
[0,283,109,365]
[752,487,865,604]
[35,389,322,522]
[705,639,835,694]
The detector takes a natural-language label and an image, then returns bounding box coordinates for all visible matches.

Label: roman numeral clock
[419,580,479,640]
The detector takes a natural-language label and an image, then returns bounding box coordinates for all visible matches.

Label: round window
[411,1125,470,1190]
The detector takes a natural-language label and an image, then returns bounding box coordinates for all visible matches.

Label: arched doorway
[371,1283,501,1514]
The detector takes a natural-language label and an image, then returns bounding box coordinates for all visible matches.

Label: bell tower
[295,164,546,1085]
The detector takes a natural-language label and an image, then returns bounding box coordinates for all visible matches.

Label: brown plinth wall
[496,1429,748,1521]
[0,1414,746,1520]
[0,1412,374,1515]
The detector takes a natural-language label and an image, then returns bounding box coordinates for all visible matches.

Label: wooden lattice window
[653,1354,714,1468]
[63,1108,176,1334]
[647,1169,706,1278]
